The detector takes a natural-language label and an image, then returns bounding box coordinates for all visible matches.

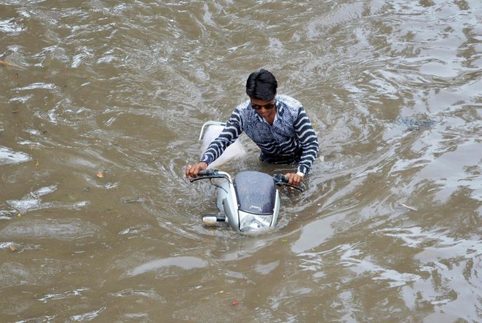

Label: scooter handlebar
[198,169,216,177]
[190,170,304,191]
[273,174,305,192]
[189,169,231,183]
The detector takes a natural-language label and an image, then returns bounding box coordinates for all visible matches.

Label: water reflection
[1,0,481,321]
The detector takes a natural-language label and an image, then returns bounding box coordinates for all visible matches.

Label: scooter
[190,169,302,233]
[189,121,303,233]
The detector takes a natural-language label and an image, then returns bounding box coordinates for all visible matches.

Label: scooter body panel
[222,170,280,232]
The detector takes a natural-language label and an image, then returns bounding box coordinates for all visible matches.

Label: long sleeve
[294,107,319,174]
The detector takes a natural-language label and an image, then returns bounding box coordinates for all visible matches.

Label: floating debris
[399,203,418,212]
[121,196,145,204]
[0,60,22,69]
[396,117,435,131]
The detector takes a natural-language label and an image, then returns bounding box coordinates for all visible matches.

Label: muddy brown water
[1,1,481,322]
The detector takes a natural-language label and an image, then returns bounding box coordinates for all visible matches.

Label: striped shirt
[201,95,319,174]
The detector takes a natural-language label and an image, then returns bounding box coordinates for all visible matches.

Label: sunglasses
[251,101,276,110]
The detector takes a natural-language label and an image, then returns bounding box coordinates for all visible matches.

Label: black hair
[245,69,278,100]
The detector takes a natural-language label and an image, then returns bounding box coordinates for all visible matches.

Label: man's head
[246,69,277,100]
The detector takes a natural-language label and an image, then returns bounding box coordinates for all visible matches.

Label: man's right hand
[284,172,304,187]
[185,161,208,178]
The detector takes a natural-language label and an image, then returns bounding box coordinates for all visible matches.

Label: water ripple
[1,0,481,321]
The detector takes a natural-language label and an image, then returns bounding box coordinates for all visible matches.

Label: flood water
[1,0,481,321]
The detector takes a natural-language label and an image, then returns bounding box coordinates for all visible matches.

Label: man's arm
[294,107,319,175]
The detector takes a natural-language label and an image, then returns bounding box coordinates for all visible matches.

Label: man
[186,69,319,186]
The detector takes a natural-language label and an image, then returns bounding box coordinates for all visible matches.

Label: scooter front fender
[215,179,240,230]
[223,197,239,230]
[271,190,280,226]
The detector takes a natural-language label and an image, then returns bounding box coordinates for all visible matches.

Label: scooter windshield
[234,171,276,214]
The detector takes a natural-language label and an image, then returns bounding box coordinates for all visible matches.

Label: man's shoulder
[232,100,256,123]
[234,99,250,110]
[277,95,303,120]
[277,95,303,109]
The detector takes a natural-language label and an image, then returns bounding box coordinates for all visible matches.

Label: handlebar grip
[273,173,305,192]
[273,173,289,185]
[189,169,221,183]
[198,169,216,176]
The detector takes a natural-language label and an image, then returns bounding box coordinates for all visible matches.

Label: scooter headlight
[239,211,273,232]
